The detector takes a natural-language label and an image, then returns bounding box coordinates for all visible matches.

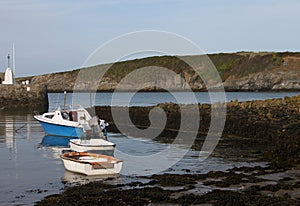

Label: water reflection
[0,114,34,153]
[62,170,122,185]
[41,135,74,147]
[38,135,72,160]
[0,113,67,206]
[5,116,15,151]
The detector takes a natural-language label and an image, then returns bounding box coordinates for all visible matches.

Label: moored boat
[34,105,107,138]
[69,139,116,154]
[60,152,123,175]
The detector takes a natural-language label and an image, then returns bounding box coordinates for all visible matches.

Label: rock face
[223,56,300,91]
[17,52,300,92]
[0,84,48,112]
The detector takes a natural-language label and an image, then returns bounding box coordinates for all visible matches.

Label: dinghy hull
[61,152,123,176]
[70,139,115,152]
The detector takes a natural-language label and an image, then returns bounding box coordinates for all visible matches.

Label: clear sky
[0,0,299,77]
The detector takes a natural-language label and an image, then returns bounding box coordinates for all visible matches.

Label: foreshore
[36,95,300,205]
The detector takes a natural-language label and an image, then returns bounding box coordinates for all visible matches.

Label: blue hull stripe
[39,121,85,138]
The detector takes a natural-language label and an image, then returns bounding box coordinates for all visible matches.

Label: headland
[19,52,300,92]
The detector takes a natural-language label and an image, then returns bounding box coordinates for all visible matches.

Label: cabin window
[45,115,54,119]
[69,111,78,121]
[62,112,69,120]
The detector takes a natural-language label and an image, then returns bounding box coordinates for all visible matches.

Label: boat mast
[63,91,67,110]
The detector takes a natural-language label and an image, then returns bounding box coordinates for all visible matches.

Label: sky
[0,0,299,77]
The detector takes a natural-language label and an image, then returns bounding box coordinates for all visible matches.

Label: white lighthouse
[2,53,14,85]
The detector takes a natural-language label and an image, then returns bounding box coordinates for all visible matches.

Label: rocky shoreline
[36,95,300,205]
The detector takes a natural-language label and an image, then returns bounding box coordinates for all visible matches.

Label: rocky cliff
[17,52,300,92]
[223,55,300,91]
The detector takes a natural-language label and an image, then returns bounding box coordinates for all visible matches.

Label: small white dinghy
[69,139,116,154]
[61,152,123,176]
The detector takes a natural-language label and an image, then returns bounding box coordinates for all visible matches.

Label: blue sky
[0,0,299,77]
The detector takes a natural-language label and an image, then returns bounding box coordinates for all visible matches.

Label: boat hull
[69,139,115,153]
[61,152,123,175]
[38,121,85,138]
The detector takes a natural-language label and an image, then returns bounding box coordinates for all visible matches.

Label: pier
[0,84,48,112]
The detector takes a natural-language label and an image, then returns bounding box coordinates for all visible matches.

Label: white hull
[61,152,123,176]
[70,139,115,153]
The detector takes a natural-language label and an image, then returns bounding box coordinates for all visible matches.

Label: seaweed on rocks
[36,184,172,206]
[36,165,300,205]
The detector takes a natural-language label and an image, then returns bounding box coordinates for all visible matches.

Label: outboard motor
[88,116,106,139]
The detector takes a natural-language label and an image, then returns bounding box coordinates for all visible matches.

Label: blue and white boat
[34,105,106,138]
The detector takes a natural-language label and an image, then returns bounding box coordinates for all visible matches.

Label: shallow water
[0,113,63,205]
[0,112,266,205]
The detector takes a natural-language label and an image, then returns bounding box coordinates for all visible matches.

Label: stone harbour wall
[0,84,49,112]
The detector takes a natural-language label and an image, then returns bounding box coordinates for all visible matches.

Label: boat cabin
[41,105,92,126]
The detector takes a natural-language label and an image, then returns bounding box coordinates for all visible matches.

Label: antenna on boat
[63,91,67,110]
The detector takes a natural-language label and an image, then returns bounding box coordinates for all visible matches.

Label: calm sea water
[0,92,299,205]
[49,91,300,110]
